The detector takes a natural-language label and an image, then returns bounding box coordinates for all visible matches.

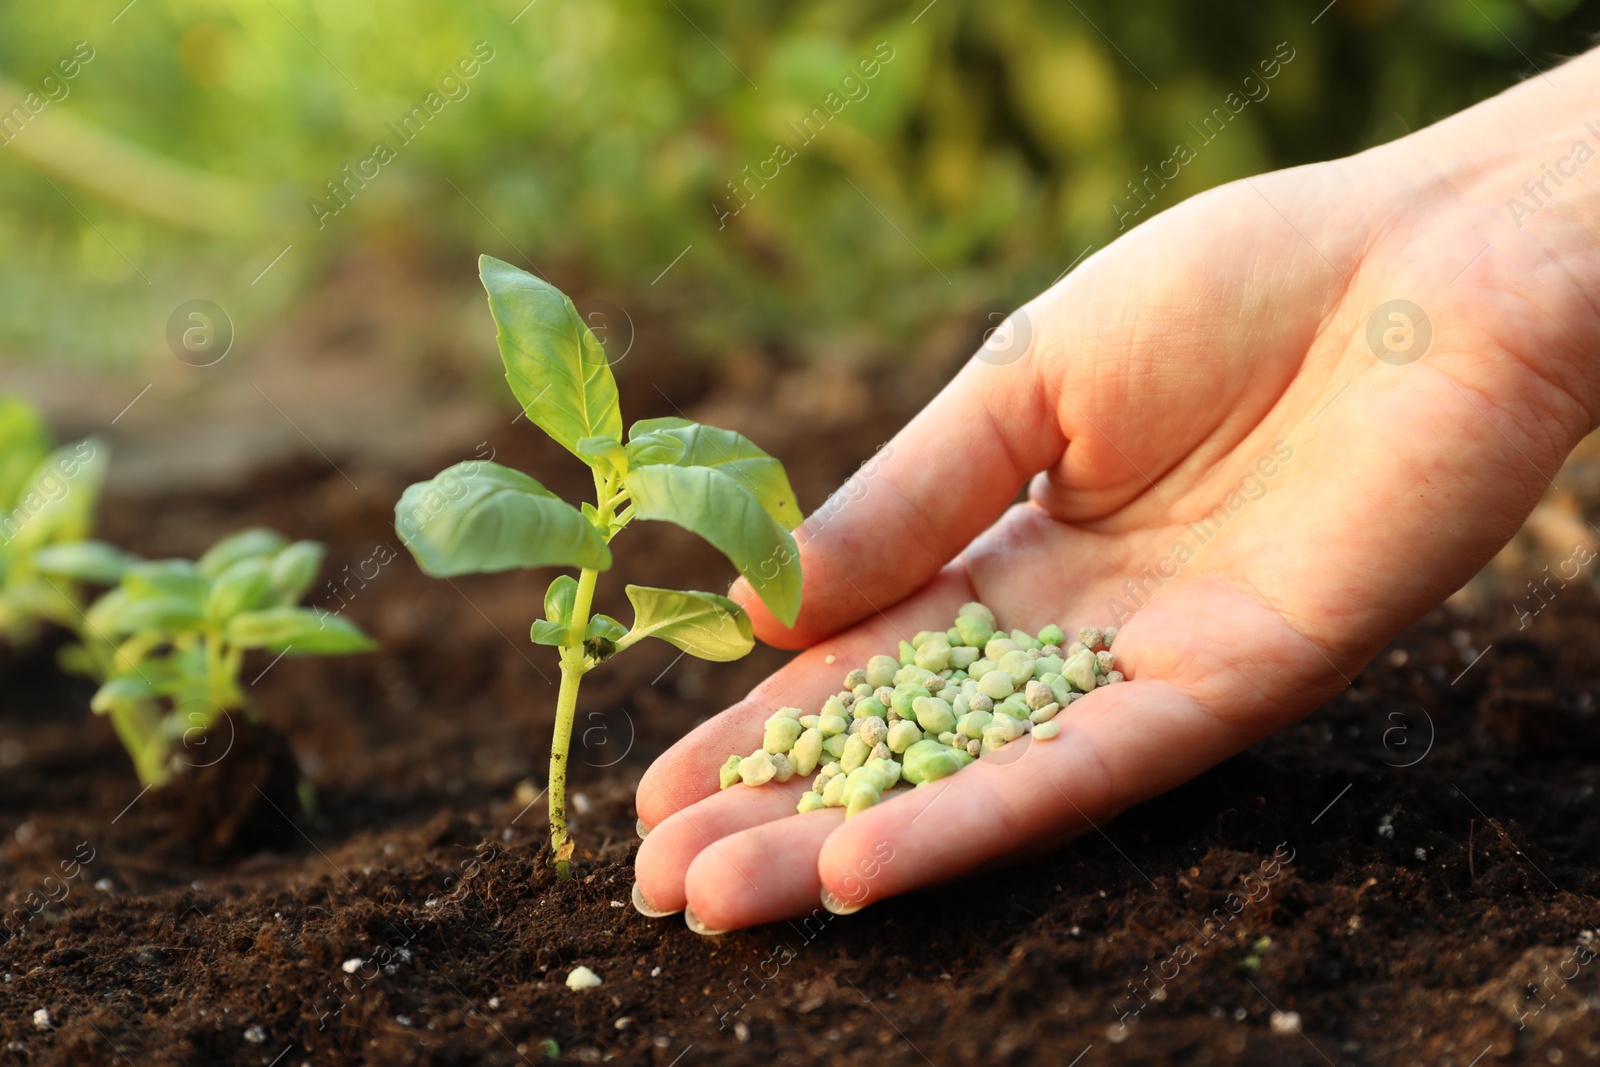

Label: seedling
[78,527,376,786]
[725,603,1123,815]
[0,395,133,647]
[395,256,802,873]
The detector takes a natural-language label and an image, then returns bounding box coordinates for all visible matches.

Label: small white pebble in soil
[610,900,624,908]
[734,1022,751,1042]
[1270,1010,1301,1034]
[396,1015,412,1028]
[341,959,364,974]
[243,1025,267,1044]
[94,878,113,893]
[32,1008,52,1031]
[566,966,603,991]
[572,792,592,815]
[614,1017,632,1031]
[488,997,501,1010]
[1414,847,1427,860]
[1233,1008,1248,1021]
[650,967,661,978]
[1387,649,1408,667]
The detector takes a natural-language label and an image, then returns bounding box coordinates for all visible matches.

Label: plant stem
[548,565,599,875]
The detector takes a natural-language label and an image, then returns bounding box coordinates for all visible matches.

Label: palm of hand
[634,154,1600,932]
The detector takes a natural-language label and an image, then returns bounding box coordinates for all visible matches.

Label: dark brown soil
[4,363,1600,1066]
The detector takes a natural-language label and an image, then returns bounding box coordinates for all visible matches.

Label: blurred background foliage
[0,0,1596,370]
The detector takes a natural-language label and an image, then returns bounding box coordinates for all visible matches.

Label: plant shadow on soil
[5,369,1600,1066]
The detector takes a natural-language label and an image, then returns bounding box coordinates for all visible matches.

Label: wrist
[1361,47,1600,424]
[1385,47,1600,262]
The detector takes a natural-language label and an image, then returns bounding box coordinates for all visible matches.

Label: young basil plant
[81,527,376,787]
[395,255,803,872]
[0,395,132,648]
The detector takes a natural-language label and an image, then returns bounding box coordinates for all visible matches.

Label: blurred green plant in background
[0,0,1594,369]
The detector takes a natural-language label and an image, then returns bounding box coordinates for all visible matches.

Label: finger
[635,571,973,829]
[634,777,812,916]
[815,581,1333,910]
[733,333,1065,648]
[681,809,845,932]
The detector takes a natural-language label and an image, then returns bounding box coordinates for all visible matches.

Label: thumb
[736,311,1064,647]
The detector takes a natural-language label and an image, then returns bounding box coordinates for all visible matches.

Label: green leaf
[629,417,693,435]
[225,607,377,655]
[395,461,612,577]
[0,575,77,630]
[480,255,623,458]
[625,421,801,531]
[575,436,628,479]
[90,674,157,714]
[623,428,687,467]
[268,540,326,605]
[205,557,273,624]
[84,586,129,637]
[198,528,289,579]
[3,438,110,552]
[586,613,627,644]
[621,464,802,626]
[32,540,138,585]
[104,594,206,637]
[621,585,754,661]
[530,619,570,647]
[124,560,207,603]
[583,613,626,661]
[545,574,578,626]
[0,396,52,513]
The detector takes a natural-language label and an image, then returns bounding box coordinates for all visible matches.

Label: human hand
[633,51,1600,932]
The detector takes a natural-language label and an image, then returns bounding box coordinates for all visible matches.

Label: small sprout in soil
[0,395,131,648]
[395,257,802,874]
[78,527,376,787]
[565,965,603,990]
[719,604,1121,815]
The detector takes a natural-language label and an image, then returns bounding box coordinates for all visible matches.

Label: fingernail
[632,882,681,919]
[636,818,650,841]
[820,887,867,916]
[683,905,727,936]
